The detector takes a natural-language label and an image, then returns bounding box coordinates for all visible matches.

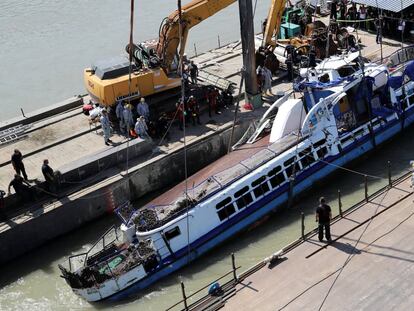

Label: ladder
[0,124,31,147]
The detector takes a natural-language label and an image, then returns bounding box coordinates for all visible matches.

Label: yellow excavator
[84,0,236,107]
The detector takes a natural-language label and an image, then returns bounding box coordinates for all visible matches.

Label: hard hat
[140,98,145,102]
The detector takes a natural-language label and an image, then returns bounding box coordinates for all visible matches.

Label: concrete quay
[187,173,414,311]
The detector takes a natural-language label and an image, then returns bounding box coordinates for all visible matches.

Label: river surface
[1,129,414,311]
[0,0,270,121]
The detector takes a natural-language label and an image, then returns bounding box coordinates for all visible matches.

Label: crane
[84,0,237,108]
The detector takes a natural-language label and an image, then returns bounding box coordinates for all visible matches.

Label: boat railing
[63,225,122,272]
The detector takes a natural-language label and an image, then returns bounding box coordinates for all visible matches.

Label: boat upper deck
[146,132,303,212]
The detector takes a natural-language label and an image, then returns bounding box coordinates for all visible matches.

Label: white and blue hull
[103,105,414,301]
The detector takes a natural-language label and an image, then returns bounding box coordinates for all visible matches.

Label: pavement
[222,175,414,311]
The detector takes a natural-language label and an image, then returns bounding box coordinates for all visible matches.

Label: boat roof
[316,52,360,71]
[143,131,303,225]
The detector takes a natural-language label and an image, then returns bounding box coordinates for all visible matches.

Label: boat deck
[219,174,414,311]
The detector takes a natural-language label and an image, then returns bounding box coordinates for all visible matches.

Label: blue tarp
[388,76,404,89]
[293,76,354,92]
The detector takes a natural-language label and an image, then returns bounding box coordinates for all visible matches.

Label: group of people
[97,97,151,146]
[330,0,414,44]
[7,149,56,201]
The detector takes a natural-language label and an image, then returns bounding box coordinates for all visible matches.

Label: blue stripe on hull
[107,107,414,301]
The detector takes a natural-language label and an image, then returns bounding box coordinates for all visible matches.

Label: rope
[317,187,389,310]
[335,18,375,23]
[304,152,386,180]
[278,189,414,310]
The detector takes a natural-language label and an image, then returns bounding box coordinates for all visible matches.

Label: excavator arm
[157,0,236,73]
[262,0,287,48]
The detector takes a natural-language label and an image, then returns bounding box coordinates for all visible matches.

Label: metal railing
[166,253,241,311]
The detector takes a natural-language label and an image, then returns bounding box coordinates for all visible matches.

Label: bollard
[20,108,26,118]
[193,43,198,57]
[181,282,188,311]
[231,253,238,283]
[218,34,221,48]
[301,212,305,240]
[388,161,392,187]
[338,189,343,217]
[365,175,368,202]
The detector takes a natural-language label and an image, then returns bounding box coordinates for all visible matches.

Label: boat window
[252,176,270,198]
[236,192,253,210]
[217,203,236,221]
[299,148,315,168]
[268,166,282,177]
[252,176,266,187]
[313,139,326,148]
[284,159,301,177]
[269,170,285,188]
[216,197,231,210]
[317,146,328,159]
[235,186,249,198]
[165,226,181,240]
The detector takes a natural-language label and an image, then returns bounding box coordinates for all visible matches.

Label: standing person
[316,197,332,242]
[375,17,383,44]
[308,46,317,68]
[137,97,150,121]
[11,149,28,180]
[262,18,268,35]
[359,5,367,30]
[339,1,347,25]
[8,174,33,202]
[285,54,294,82]
[207,87,220,117]
[41,159,56,193]
[187,96,201,126]
[123,103,135,136]
[262,66,273,96]
[100,109,112,146]
[188,61,199,85]
[134,116,150,140]
[115,100,125,133]
[176,100,186,131]
[330,0,337,20]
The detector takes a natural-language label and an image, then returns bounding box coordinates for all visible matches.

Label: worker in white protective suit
[115,100,125,133]
[123,104,135,136]
[135,116,150,140]
[100,109,112,146]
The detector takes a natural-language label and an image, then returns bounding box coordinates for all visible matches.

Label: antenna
[126,0,135,176]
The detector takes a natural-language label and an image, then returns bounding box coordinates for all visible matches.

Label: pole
[218,34,221,48]
[301,212,305,240]
[193,43,198,57]
[364,175,368,202]
[181,281,188,310]
[126,0,135,176]
[388,161,392,186]
[238,0,261,107]
[338,189,343,217]
[177,0,191,263]
[227,71,245,154]
[231,253,238,283]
